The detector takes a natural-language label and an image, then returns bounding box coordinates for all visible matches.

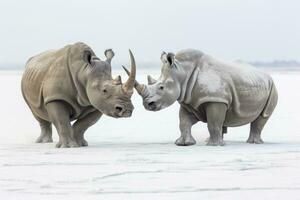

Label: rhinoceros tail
[261,81,278,118]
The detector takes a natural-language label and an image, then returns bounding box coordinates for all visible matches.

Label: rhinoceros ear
[104,49,114,66]
[83,50,92,65]
[160,51,175,66]
[104,49,114,63]
[83,50,99,67]
[147,75,157,85]
[160,51,167,63]
[160,51,167,60]
[113,75,122,85]
[166,53,175,66]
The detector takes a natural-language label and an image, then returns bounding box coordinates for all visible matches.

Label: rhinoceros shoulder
[22,42,94,120]
[175,49,204,63]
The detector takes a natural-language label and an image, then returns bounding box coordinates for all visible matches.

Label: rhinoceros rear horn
[122,50,136,95]
[113,75,122,85]
[147,75,157,85]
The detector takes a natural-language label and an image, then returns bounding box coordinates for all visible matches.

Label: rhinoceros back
[21,43,92,120]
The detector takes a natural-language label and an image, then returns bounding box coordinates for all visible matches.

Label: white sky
[0,0,299,65]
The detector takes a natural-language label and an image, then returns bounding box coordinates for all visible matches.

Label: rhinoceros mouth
[105,110,133,118]
[143,100,162,111]
[120,110,132,117]
[148,106,161,112]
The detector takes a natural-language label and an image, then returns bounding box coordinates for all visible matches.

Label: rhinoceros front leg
[205,103,227,146]
[72,110,103,146]
[205,126,227,142]
[175,106,198,146]
[45,101,79,148]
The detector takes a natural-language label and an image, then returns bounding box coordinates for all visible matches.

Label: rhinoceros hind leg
[205,103,227,146]
[35,118,53,143]
[72,110,103,147]
[46,101,79,148]
[222,126,227,138]
[247,115,269,144]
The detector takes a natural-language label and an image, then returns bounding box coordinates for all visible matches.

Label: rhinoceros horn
[122,50,136,94]
[122,66,148,98]
[113,75,122,85]
[147,75,157,85]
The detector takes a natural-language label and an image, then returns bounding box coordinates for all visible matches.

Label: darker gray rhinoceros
[124,49,278,146]
[22,42,136,148]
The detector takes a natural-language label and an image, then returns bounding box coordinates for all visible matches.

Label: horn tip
[128,49,133,56]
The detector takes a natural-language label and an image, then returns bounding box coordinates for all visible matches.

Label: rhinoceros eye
[159,86,164,90]
[102,89,107,93]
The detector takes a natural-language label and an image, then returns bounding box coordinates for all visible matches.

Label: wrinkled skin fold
[124,49,278,146]
[21,42,137,148]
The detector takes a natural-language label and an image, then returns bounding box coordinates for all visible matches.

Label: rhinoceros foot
[35,135,53,143]
[206,137,225,146]
[175,136,196,146]
[76,138,88,147]
[73,132,89,147]
[55,138,79,148]
[246,135,264,144]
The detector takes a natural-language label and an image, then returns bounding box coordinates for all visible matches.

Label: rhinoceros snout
[115,105,123,113]
[114,104,133,118]
[145,101,157,111]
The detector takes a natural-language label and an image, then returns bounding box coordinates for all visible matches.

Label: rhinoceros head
[85,49,136,118]
[123,52,181,111]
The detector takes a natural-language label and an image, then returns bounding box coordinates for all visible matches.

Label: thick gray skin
[22,43,136,148]
[125,49,278,146]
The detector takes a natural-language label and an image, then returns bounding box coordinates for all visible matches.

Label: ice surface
[0,69,300,199]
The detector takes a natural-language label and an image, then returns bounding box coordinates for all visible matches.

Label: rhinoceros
[124,49,278,146]
[22,42,136,148]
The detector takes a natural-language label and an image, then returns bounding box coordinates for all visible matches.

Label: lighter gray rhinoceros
[124,49,278,146]
[22,42,136,148]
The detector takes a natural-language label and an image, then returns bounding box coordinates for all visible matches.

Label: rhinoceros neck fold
[177,64,199,104]
[67,49,92,107]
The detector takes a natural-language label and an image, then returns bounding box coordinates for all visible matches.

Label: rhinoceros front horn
[122,50,136,95]
[122,65,148,98]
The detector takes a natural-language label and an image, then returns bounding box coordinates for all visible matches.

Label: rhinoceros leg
[45,101,79,148]
[35,117,53,143]
[72,111,103,146]
[205,102,227,146]
[175,106,198,146]
[222,126,227,138]
[247,115,269,144]
[205,126,227,142]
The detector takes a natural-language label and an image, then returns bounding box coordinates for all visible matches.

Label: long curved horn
[122,66,148,97]
[122,50,136,94]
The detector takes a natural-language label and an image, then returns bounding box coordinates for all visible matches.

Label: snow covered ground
[0,69,300,199]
